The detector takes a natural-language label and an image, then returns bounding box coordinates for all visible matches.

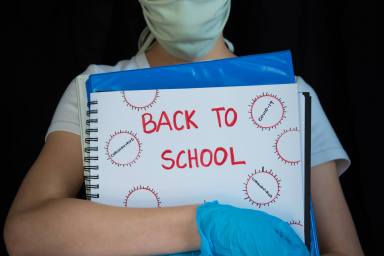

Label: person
[4,0,365,255]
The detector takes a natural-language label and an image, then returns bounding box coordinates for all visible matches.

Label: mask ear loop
[224,38,235,53]
[138,27,156,54]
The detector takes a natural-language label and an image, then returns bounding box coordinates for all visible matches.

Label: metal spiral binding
[84,100,100,200]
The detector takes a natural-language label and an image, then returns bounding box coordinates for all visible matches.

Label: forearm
[311,162,365,256]
[5,198,200,256]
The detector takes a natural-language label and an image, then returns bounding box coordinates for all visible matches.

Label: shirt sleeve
[45,77,80,140]
[296,76,351,176]
[45,64,102,140]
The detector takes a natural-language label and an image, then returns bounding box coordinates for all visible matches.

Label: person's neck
[145,35,236,67]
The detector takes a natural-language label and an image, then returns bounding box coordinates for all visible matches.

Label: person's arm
[4,131,200,256]
[311,160,364,256]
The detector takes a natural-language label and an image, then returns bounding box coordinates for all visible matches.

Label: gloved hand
[196,200,309,256]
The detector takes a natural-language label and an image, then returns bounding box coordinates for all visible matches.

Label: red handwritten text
[161,146,246,170]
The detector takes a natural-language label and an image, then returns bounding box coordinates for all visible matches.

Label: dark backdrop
[4,0,377,254]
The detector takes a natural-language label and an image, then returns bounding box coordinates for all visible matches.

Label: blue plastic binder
[86,50,320,255]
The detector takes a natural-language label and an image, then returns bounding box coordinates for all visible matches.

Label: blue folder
[86,50,320,255]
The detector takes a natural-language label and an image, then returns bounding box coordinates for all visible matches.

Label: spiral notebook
[77,51,317,253]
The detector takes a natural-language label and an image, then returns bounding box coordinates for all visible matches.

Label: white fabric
[46,52,350,176]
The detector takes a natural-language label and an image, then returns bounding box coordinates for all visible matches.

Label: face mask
[138,0,232,60]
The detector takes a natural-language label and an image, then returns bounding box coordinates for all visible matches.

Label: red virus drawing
[105,130,142,167]
[122,89,159,111]
[249,92,287,130]
[273,127,301,165]
[123,185,161,208]
[243,167,282,208]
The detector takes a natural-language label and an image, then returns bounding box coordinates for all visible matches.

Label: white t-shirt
[46,53,350,176]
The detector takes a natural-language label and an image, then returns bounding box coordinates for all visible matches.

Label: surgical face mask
[138,0,233,61]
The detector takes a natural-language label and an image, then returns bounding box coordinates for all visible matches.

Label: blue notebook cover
[86,50,295,95]
[85,50,319,255]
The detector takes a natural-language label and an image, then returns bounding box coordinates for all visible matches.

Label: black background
[3,0,377,254]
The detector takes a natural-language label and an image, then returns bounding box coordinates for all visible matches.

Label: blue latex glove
[196,200,309,256]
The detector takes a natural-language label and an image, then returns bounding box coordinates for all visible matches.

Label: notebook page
[89,82,305,240]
